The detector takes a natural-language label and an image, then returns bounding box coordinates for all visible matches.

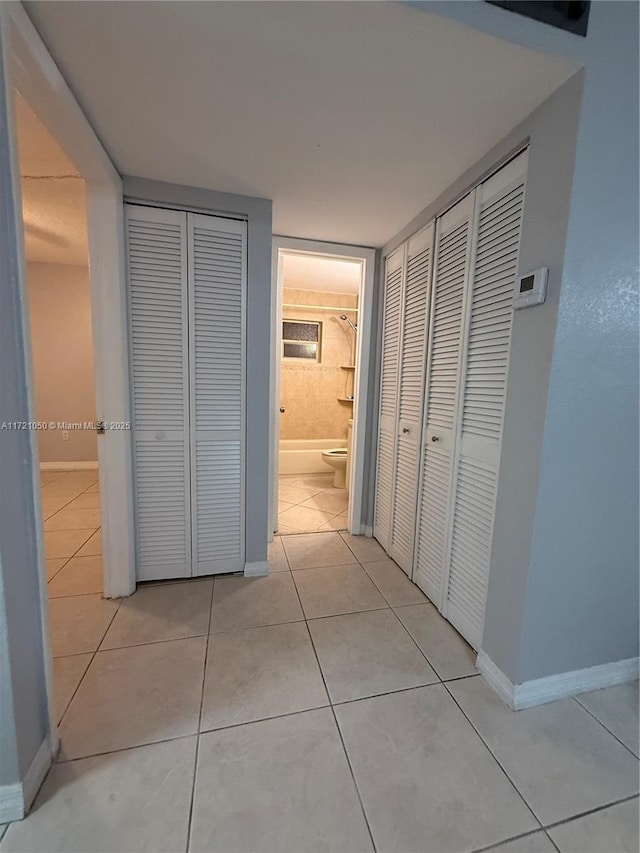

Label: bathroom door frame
[269,236,376,538]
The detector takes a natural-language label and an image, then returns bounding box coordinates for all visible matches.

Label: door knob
[402,427,410,434]
[431,435,439,442]
[279,407,285,413]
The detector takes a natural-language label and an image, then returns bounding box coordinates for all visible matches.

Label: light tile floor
[2,519,638,852]
[277,472,349,533]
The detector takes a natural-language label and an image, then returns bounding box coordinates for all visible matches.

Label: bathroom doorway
[270,239,376,537]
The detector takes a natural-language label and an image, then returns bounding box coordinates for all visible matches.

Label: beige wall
[280,288,357,441]
[27,262,97,463]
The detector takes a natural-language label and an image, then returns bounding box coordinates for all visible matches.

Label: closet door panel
[126,205,191,581]
[414,196,473,604]
[189,213,246,576]
[374,247,403,551]
[389,225,433,573]
[445,152,528,649]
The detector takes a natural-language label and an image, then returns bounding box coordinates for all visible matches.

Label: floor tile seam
[186,579,217,853]
[296,590,378,853]
[56,595,122,733]
[55,731,198,766]
[572,694,640,760]
[441,679,544,831]
[98,631,211,654]
[541,792,640,833]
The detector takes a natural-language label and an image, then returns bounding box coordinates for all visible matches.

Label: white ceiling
[25,1,576,248]
[282,254,361,295]
[15,92,88,266]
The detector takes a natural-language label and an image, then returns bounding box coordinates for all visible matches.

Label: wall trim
[477,650,640,710]
[245,560,270,577]
[40,461,99,471]
[0,736,52,822]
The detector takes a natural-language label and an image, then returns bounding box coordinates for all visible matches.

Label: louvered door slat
[414,195,473,605]
[445,151,528,649]
[390,225,433,573]
[189,214,246,576]
[126,205,191,580]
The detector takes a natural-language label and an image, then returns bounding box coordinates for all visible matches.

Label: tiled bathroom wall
[280,288,357,440]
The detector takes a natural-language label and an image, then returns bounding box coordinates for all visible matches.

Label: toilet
[322,448,348,488]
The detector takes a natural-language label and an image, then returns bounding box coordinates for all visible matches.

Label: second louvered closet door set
[126,204,246,582]
[375,152,528,651]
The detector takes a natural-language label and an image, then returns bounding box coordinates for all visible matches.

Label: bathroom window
[282,320,321,361]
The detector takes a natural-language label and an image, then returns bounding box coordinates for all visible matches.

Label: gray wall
[517,1,639,681]
[122,178,273,567]
[27,262,98,463]
[0,21,49,794]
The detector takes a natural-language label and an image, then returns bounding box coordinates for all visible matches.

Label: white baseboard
[363,525,374,538]
[40,461,98,471]
[477,651,640,711]
[244,560,270,577]
[0,737,52,822]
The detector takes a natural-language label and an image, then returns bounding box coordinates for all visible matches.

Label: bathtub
[279,438,347,475]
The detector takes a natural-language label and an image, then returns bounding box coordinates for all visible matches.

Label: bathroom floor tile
[278,483,327,504]
[75,528,102,556]
[0,738,197,853]
[201,622,328,730]
[361,558,428,606]
[547,797,639,853]
[59,637,206,759]
[191,709,373,853]
[340,532,387,563]
[394,601,477,680]
[47,555,103,598]
[46,557,67,581]
[448,676,640,825]
[300,490,349,515]
[100,578,213,649]
[211,572,303,632]
[282,531,355,569]
[293,563,387,619]
[309,609,438,703]
[575,680,639,756]
[53,653,93,723]
[66,491,101,509]
[44,507,102,531]
[44,529,96,559]
[335,685,538,852]
[278,504,335,532]
[268,536,290,571]
[49,594,120,657]
[318,512,349,531]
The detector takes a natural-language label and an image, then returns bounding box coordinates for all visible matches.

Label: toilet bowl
[322,448,348,488]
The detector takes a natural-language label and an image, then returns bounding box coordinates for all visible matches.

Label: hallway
[1,531,638,852]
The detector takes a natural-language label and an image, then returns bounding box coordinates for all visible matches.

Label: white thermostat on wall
[514,267,548,309]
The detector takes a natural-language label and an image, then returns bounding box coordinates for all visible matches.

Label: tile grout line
[54,732,199,766]
[572,694,640,760]
[288,571,378,853]
[185,576,216,853]
[56,595,123,732]
[441,679,545,831]
[541,792,640,833]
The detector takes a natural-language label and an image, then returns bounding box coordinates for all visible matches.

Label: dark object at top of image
[487,1,590,36]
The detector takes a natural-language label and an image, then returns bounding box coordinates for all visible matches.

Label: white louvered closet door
[444,152,528,649]
[414,195,473,604]
[188,213,246,576]
[126,205,191,581]
[388,225,434,574]
[374,246,404,552]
